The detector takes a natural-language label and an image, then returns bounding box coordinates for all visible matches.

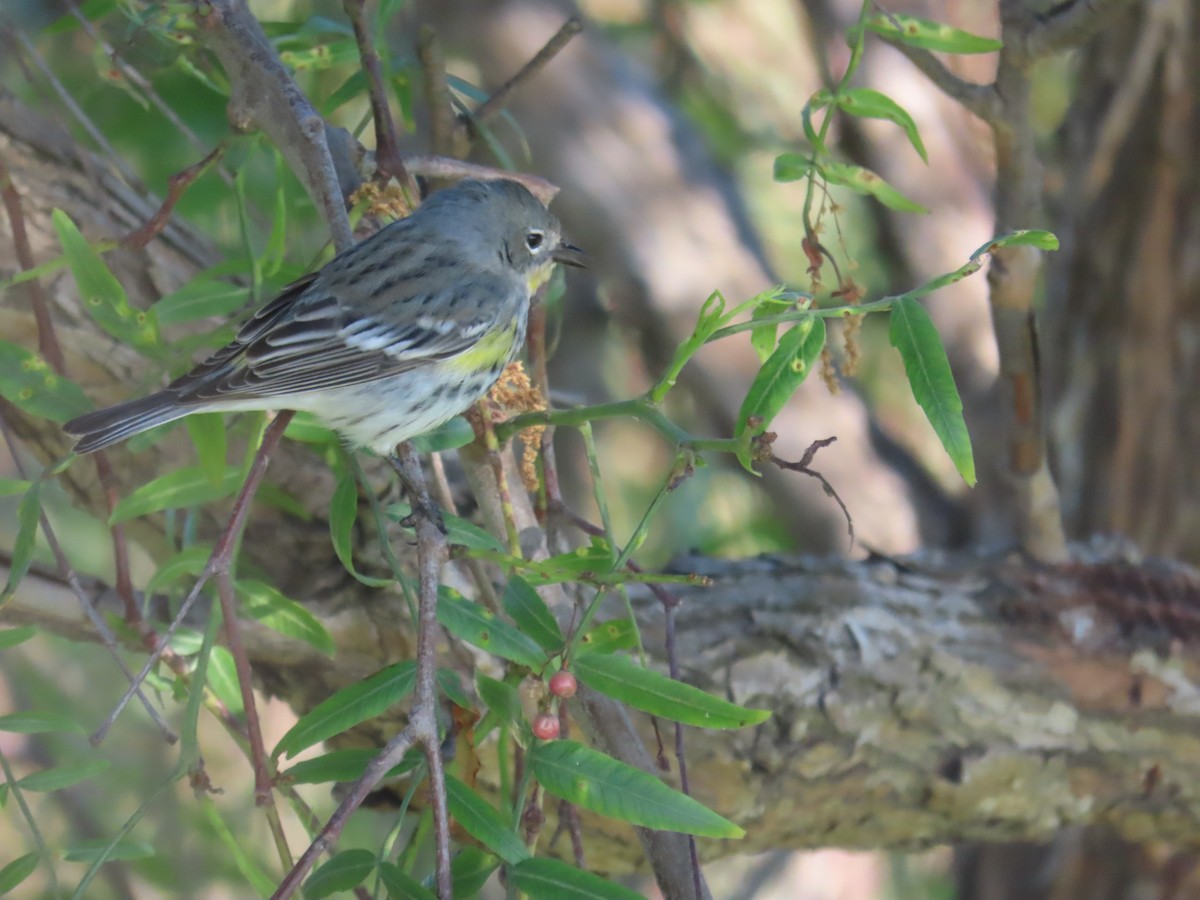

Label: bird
[64,178,584,456]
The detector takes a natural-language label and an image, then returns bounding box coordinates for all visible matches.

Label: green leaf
[748,291,797,363]
[283,412,339,445]
[864,14,1003,53]
[821,161,927,213]
[0,853,39,893]
[19,760,110,792]
[2,480,42,602]
[206,646,244,716]
[501,576,564,651]
[151,278,248,326]
[0,341,92,423]
[440,512,507,553]
[0,478,31,497]
[281,748,420,785]
[235,579,335,656]
[475,674,528,738]
[735,318,827,470]
[185,414,227,488]
[971,229,1060,257]
[0,711,86,735]
[144,544,212,597]
[833,88,927,163]
[530,741,743,838]
[889,297,976,484]
[577,618,639,655]
[437,588,545,670]
[410,416,474,453]
[444,774,529,864]
[773,151,814,183]
[109,466,242,524]
[62,839,154,863]
[329,473,392,587]
[437,668,472,710]
[449,847,498,897]
[377,862,436,900]
[0,625,38,648]
[573,654,770,729]
[303,848,376,899]
[511,858,645,900]
[52,210,162,356]
[274,661,416,758]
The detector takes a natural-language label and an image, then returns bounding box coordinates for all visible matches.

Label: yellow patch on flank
[444,322,520,374]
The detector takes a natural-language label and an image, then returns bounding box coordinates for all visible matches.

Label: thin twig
[343,0,414,194]
[123,142,227,250]
[92,411,295,745]
[473,18,584,124]
[770,436,854,547]
[877,37,999,123]
[388,444,453,900]
[417,26,459,159]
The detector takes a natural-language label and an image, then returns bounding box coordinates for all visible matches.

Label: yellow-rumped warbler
[64,178,583,455]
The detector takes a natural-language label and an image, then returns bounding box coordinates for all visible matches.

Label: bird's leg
[386,448,446,533]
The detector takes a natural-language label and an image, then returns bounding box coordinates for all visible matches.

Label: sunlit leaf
[0,341,91,423]
[281,748,420,785]
[501,576,564,651]
[235,579,335,656]
[109,466,242,523]
[19,760,110,792]
[511,858,645,900]
[0,853,39,894]
[274,662,416,758]
[573,653,770,729]
[530,741,743,838]
[831,88,927,163]
[444,774,529,864]
[437,588,545,670]
[820,161,927,213]
[863,14,1003,53]
[889,297,975,484]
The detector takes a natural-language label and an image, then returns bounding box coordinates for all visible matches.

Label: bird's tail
[64,393,191,454]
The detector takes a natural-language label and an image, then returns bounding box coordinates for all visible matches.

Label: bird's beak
[553,242,587,268]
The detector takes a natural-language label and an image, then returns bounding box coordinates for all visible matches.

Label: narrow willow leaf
[304,849,376,899]
[577,618,639,655]
[206,646,244,716]
[864,14,1003,53]
[151,278,248,326]
[834,88,927,162]
[410,416,474,453]
[475,673,532,744]
[821,161,927,213]
[0,478,31,497]
[573,653,770,729]
[0,853,39,894]
[748,292,795,364]
[444,774,529,864]
[281,748,420,785]
[0,711,86,735]
[185,414,227,488]
[441,512,506,554]
[329,473,392,587]
[511,858,645,900]
[773,151,814,183]
[449,847,499,897]
[377,862,436,900]
[274,662,416,758]
[62,839,154,863]
[530,741,744,838]
[0,341,91,423]
[889,297,976,484]
[437,589,545,670]
[0,626,38,648]
[52,210,162,356]
[971,229,1060,258]
[501,576,564,651]
[2,480,43,602]
[735,318,827,471]
[144,545,212,597]
[109,466,242,524]
[235,579,335,656]
[18,760,110,792]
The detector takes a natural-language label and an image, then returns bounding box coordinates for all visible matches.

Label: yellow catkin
[488,362,547,492]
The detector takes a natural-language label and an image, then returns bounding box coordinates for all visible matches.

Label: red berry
[548,670,578,698]
[532,713,560,740]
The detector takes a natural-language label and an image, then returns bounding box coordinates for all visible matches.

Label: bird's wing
[166,268,516,402]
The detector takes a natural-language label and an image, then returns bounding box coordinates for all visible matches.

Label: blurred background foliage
[3,0,1190,896]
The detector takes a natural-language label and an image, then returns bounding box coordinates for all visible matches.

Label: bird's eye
[525,231,545,250]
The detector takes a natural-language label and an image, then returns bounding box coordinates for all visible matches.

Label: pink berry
[532,713,560,740]
[548,670,578,698]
